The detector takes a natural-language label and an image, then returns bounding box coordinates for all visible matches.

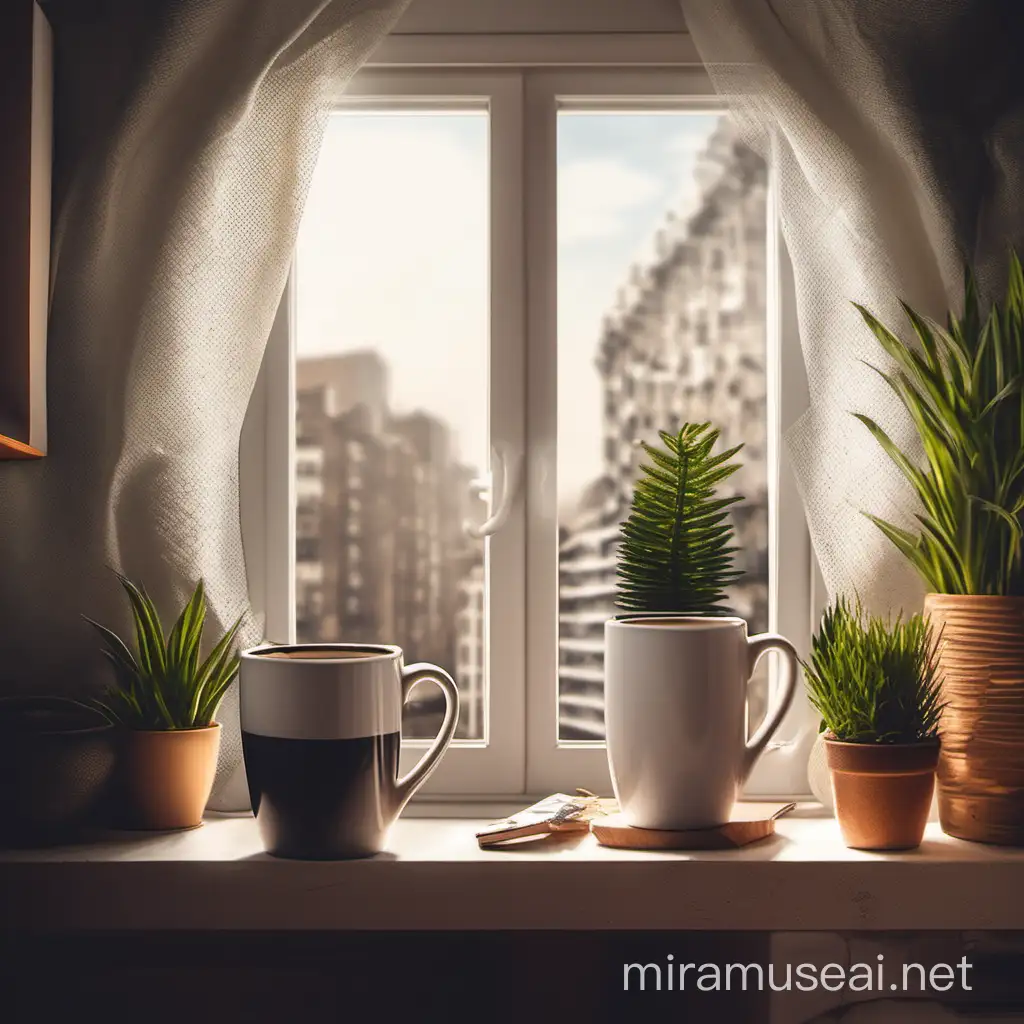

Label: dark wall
[1,931,768,1024]
[38,0,171,216]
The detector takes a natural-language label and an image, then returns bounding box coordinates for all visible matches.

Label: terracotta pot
[0,696,115,846]
[924,594,1024,845]
[825,738,938,850]
[119,724,221,830]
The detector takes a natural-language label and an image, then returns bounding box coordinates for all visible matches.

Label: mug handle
[741,633,799,783]
[393,663,461,811]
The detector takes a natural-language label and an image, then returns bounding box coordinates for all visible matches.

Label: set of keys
[475,790,617,849]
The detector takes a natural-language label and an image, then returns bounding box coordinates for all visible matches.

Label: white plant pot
[807,731,835,813]
[605,615,799,830]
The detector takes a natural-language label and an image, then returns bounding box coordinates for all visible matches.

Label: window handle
[464,442,522,540]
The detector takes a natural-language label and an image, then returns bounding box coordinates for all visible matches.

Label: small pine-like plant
[802,596,944,744]
[86,574,243,730]
[616,422,743,615]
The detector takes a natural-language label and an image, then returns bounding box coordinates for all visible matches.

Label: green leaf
[190,614,244,726]
[616,423,744,614]
[84,616,140,677]
[802,596,945,743]
[116,574,167,679]
[853,254,1024,595]
[167,580,206,675]
[88,572,244,731]
[852,414,930,496]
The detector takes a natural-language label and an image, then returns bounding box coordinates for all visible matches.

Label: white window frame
[241,42,820,803]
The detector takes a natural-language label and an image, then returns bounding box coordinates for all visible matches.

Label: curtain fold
[0,0,411,810]
[680,0,1024,616]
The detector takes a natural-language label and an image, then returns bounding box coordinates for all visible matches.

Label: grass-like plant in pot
[88,574,242,830]
[803,597,943,850]
[854,253,1024,844]
[604,424,799,831]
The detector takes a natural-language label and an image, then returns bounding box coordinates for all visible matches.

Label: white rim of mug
[609,615,747,629]
[241,643,403,664]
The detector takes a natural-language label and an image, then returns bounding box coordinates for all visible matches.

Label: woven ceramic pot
[925,594,1024,845]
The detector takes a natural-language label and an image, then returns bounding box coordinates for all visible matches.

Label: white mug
[605,616,798,829]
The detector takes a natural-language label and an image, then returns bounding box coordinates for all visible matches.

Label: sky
[295,108,721,514]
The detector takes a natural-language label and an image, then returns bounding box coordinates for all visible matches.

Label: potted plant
[0,696,115,846]
[87,574,242,830]
[855,253,1024,844]
[802,597,944,850]
[604,423,798,830]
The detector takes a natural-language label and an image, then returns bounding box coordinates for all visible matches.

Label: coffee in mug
[239,644,459,859]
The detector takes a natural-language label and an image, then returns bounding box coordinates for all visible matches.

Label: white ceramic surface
[605,616,799,829]
[240,644,405,740]
[807,731,836,813]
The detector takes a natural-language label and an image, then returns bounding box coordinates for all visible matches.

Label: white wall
[392,0,687,35]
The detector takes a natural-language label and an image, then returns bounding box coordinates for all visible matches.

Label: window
[296,537,319,562]
[557,109,765,747]
[244,63,816,799]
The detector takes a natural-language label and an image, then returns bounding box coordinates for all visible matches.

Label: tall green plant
[854,253,1024,595]
[86,574,243,730]
[615,422,743,614]
[802,596,944,744]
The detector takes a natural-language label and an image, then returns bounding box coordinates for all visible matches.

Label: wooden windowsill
[2,809,1022,932]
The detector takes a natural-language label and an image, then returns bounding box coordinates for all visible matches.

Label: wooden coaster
[591,801,796,850]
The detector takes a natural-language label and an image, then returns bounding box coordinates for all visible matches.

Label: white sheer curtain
[0,0,409,810]
[680,0,1024,617]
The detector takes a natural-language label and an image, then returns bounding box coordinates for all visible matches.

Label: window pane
[557,111,769,741]
[294,109,489,740]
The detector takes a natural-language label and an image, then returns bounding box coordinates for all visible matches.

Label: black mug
[239,644,459,859]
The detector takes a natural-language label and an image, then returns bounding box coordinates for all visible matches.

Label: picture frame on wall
[0,1,52,460]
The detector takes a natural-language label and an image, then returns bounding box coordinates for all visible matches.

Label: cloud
[558,158,661,244]
[665,128,713,163]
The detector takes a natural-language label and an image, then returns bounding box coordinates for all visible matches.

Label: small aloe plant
[86,574,243,730]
